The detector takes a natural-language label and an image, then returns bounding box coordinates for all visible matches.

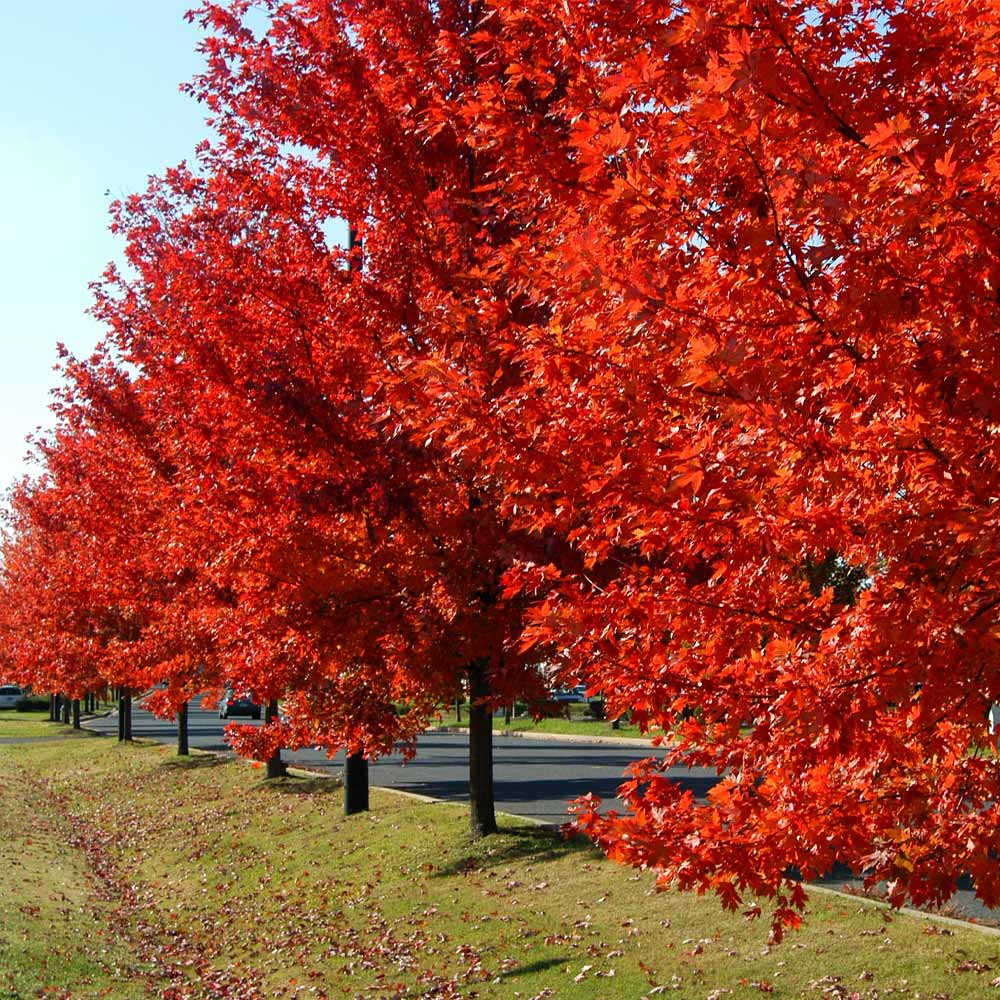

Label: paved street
[84,699,704,825]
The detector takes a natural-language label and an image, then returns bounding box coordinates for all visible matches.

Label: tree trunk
[118,689,132,741]
[49,693,57,721]
[264,698,286,778]
[468,659,498,837]
[344,751,369,815]
[455,697,462,723]
[177,701,189,756]
[72,699,81,729]
[61,695,71,725]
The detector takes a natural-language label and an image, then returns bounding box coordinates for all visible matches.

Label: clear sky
[0,2,212,490]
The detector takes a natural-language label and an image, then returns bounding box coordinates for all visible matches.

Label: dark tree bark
[264,698,287,778]
[49,693,57,721]
[468,659,498,837]
[72,699,80,729]
[177,701,189,756]
[344,751,369,815]
[61,695,71,725]
[118,689,132,741]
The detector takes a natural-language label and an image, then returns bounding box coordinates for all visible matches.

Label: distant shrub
[15,696,49,713]
[586,698,606,721]
[533,699,567,720]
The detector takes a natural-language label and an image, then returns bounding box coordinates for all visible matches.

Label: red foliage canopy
[6,0,1000,933]
[453,0,1000,933]
[170,0,1000,929]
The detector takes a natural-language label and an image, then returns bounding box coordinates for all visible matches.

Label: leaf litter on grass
[3,739,1000,999]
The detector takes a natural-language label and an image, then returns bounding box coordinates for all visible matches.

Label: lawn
[0,709,68,740]
[2,737,999,999]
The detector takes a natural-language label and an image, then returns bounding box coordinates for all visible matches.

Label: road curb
[805,881,1000,936]
[429,725,661,749]
[282,761,555,828]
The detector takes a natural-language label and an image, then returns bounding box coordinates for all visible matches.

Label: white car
[0,685,23,709]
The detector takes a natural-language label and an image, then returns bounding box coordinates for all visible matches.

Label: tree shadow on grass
[265,774,344,796]
[433,823,583,878]
[161,752,231,770]
[502,955,572,979]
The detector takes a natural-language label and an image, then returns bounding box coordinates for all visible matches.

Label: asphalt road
[84,700,1000,926]
[84,699,702,825]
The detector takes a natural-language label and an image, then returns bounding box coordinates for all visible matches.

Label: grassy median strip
[435,703,654,741]
[2,738,999,999]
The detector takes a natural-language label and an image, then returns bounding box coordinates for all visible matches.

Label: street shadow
[385,774,719,808]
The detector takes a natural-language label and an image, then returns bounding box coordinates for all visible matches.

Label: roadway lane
[84,699,705,825]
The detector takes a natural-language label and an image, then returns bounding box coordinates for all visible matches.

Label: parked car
[0,685,23,709]
[219,688,261,719]
[552,685,588,703]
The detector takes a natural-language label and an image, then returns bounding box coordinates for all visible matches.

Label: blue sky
[0,2,211,490]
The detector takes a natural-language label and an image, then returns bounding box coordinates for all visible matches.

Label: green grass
[0,746,146,998]
[435,701,656,740]
[2,738,999,998]
[0,709,72,739]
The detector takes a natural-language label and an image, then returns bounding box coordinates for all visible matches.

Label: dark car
[219,688,261,719]
[552,685,588,703]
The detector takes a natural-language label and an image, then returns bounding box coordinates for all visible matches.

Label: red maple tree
[185,0,1000,929]
[430,0,1000,934]
[86,72,555,830]
[9,0,999,933]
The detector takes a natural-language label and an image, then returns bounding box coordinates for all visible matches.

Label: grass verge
[435,703,654,741]
[1,738,999,999]
[0,709,74,740]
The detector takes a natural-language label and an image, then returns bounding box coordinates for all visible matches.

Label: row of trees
[3,0,1000,937]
